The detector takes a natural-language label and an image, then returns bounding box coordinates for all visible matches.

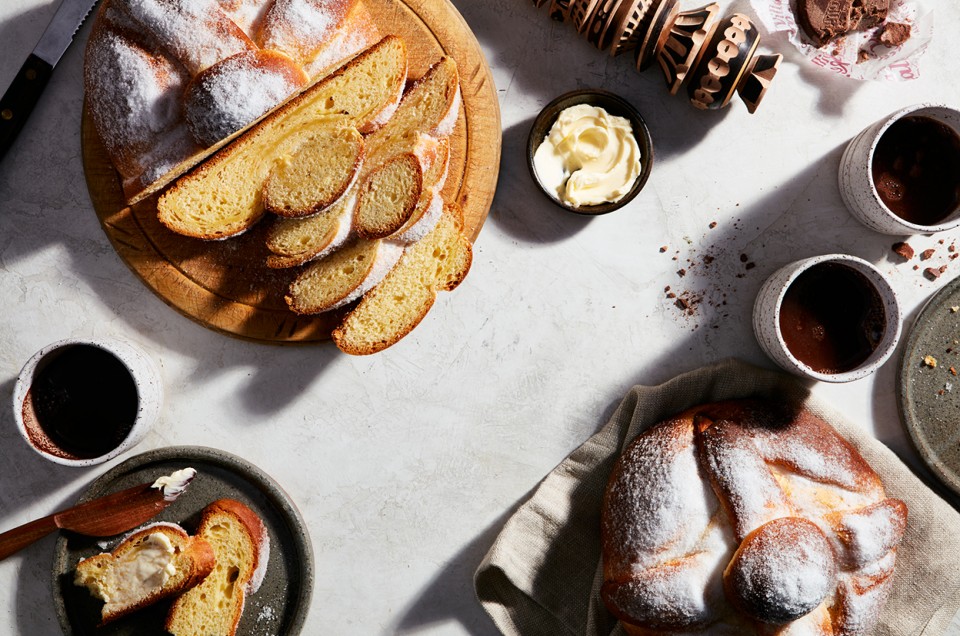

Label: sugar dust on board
[872,116,960,226]
[22,345,138,459]
[778,263,885,374]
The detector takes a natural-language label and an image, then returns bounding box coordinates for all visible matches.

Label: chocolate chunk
[892,241,914,260]
[796,0,889,47]
[921,248,936,260]
[924,267,943,280]
[879,22,911,47]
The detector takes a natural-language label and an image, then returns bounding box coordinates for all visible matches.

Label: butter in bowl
[526,89,653,215]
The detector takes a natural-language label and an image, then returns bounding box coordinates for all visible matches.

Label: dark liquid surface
[778,263,886,374]
[871,115,960,225]
[23,345,138,459]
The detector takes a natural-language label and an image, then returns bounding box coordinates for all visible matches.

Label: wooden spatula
[0,470,194,560]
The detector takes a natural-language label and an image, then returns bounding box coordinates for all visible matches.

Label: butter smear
[533,104,642,207]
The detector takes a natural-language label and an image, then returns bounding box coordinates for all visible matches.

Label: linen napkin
[475,358,960,635]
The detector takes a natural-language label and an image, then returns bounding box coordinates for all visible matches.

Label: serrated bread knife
[0,0,100,162]
[0,468,195,560]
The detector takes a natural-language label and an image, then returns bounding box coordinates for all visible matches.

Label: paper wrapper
[752,0,934,80]
[475,359,960,635]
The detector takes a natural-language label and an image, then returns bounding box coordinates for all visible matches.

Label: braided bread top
[83,0,379,201]
[601,399,907,635]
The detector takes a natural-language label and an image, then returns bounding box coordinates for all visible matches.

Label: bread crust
[165,499,268,636]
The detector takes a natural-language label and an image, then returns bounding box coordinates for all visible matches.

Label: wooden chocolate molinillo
[532,0,782,113]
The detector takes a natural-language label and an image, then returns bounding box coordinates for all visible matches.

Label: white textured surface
[1,1,960,634]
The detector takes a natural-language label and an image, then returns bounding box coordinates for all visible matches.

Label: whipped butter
[152,467,197,501]
[79,531,177,610]
[533,103,642,207]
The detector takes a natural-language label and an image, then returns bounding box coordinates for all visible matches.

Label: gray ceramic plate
[52,446,313,636]
[897,275,960,495]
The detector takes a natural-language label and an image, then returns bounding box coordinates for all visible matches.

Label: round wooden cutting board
[82,0,500,343]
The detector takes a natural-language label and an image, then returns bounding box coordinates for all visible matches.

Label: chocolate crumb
[940,265,949,274]
[709,221,718,229]
[879,22,912,47]
[664,286,671,292]
[659,245,668,253]
[678,269,687,277]
[892,242,914,260]
[745,262,756,270]
[675,298,689,310]
[666,292,676,299]
[857,49,870,64]
[921,248,936,260]
[924,267,942,280]
[703,255,715,265]
[740,254,749,263]
[914,265,920,270]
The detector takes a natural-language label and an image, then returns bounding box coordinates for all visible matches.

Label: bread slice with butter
[332,203,472,355]
[165,499,269,636]
[74,522,215,625]
[157,35,407,240]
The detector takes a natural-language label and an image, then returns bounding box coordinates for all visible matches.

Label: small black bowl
[526,89,654,216]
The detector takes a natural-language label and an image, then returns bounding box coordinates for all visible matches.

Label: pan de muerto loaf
[601,399,907,635]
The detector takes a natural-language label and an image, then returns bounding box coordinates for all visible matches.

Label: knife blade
[0,0,100,162]
[0,468,195,560]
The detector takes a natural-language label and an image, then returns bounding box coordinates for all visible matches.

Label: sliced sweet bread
[74,522,215,625]
[262,124,364,218]
[354,153,423,240]
[156,35,407,239]
[364,57,461,161]
[332,203,472,355]
[353,133,448,239]
[286,238,404,314]
[165,499,269,636]
[265,193,354,269]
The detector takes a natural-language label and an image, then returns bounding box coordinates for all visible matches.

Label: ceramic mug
[839,103,960,235]
[752,254,902,383]
[12,338,163,466]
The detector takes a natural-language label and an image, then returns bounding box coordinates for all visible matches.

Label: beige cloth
[475,359,960,636]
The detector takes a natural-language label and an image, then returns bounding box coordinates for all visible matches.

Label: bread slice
[156,35,407,239]
[263,124,364,218]
[265,192,354,269]
[364,57,461,160]
[286,238,404,314]
[332,203,472,354]
[74,522,215,625]
[165,499,269,636]
[354,153,423,240]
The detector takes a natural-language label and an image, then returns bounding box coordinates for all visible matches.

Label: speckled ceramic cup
[839,103,960,235]
[12,338,163,466]
[752,255,902,383]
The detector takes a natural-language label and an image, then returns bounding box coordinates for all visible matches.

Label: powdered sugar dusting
[185,51,307,146]
[727,518,837,623]
[832,499,907,568]
[247,526,270,594]
[116,0,253,74]
[604,418,719,573]
[259,0,349,61]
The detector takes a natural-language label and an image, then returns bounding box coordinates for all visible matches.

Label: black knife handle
[0,54,54,163]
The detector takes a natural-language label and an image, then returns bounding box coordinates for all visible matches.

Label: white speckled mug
[839,103,960,235]
[12,338,163,466]
[752,255,902,383]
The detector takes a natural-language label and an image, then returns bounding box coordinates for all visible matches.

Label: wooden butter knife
[0,468,195,560]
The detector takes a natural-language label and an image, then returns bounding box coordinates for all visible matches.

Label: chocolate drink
[778,263,885,374]
[21,345,138,459]
[872,115,960,226]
